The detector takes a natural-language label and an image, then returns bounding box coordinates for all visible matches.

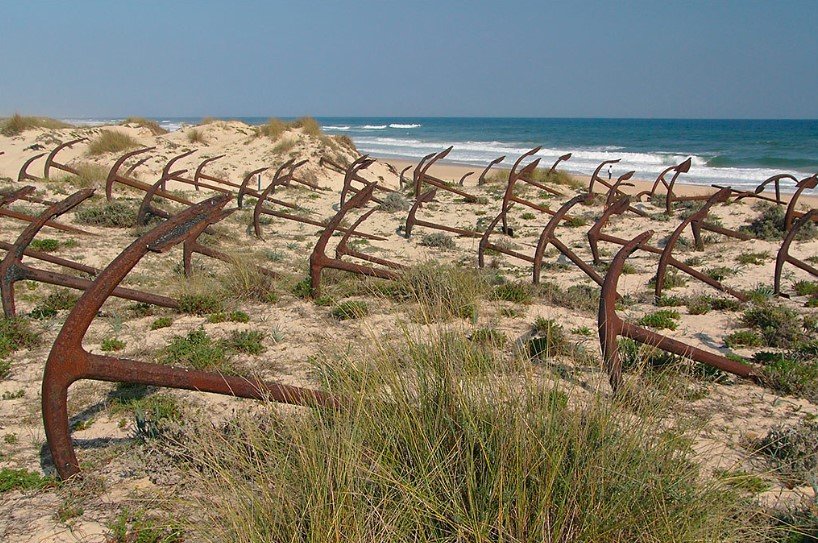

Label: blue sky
[1,1,816,119]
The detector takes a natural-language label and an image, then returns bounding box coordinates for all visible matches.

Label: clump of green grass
[58,162,109,187]
[793,280,818,297]
[735,251,769,266]
[271,138,296,154]
[0,467,53,493]
[0,317,39,363]
[223,330,266,355]
[723,330,763,348]
[704,266,734,282]
[537,281,600,314]
[742,303,806,347]
[208,310,251,324]
[331,300,369,320]
[257,118,288,139]
[494,281,533,304]
[87,130,140,156]
[179,328,758,542]
[29,238,60,252]
[187,128,207,144]
[218,256,277,303]
[379,192,411,212]
[686,296,711,315]
[637,309,680,330]
[710,297,743,311]
[150,317,173,330]
[290,116,322,136]
[121,117,167,135]
[656,294,685,307]
[420,232,456,249]
[0,114,71,136]
[648,270,688,290]
[108,508,184,543]
[74,200,137,227]
[469,327,507,347]
[712,469,771,493]
[101,338,126,352]
[741,202,818,241]
[527,317,576,360]
[178,294,223,315]
[754,342,818,400]
[755,419,818,485]
[745,284,775,303]
[520,212,536,220]
[394,263,487,322]
[35,289,79,313]
[159,329,231,372]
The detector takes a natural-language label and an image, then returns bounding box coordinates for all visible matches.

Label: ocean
[62,117,818,192]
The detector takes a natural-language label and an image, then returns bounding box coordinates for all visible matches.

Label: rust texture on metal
[587,194,747,301]
[478,155,506,186]
[784,175,818,231]
[414,147,481,203]
[587,158,621,197]
[0,189,178,317]
[336,207,405,270]
[310,184,399,297]
[774,208,818,296]
[42,194,340,479]
[548,153,572,174]
[399,165,412,189]
[458,171,474,186]
[43,138,88,178]
[404,188,482,239]
[320,156,396,197]
[598,230,760,392]
[0,186,93,236]
[478,203,542,268]
[17,153,46,183]
[237,166,270,208]
[339,156,381,207]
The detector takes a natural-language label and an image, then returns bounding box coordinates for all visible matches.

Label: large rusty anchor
[413,147,482,203]
[404,188,482,239]
[598,230,760,391]
[0,189,178,317]
[1,186,93,236]
[42,195,340,480]
[43,138,88,179]
[774,209,818,297]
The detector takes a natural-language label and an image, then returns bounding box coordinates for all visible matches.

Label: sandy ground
[0,120,816,541]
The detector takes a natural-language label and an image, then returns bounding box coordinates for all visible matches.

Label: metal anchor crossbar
[253,162,384,242]
[43,138,88,178]
[237,165,303,211]
[193,155,236,192]
[598,230,760,392]
[532,194,609,288]
[774,209,818,297]
[156,151,230,195]
[404,188,483,239]
[42,194,340,480]
[0,189,178,317]
[587,158,622,198]
[478,203,542,268]
[105,147,194,206]
[0,239,98,278]
[335,208,406,271]
[310,184,399,297]
[783,175,818,232]
[414,147,482,203]
[320,156,397,196]
[17,153,46,183]
[0,186,93,236]
[587,195,747,301]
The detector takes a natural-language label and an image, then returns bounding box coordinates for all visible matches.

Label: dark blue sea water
[63,116,818,191]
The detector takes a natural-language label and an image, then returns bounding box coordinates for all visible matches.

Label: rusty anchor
[783,175,818,231]
[320,156,396,198]
[42,194,340,479]
[598,230,760,391]
[774,209,818,297]
[414,147,482,203]
[17,153,47,183]
[310,184,399,297]
[339,156,384,207]
[0,189,178,317]
[477,155,506,186]
[43,138,88,179]
[237,165,303,211]
[0,186,93,236]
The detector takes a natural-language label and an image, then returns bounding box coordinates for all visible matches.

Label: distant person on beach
[608,165,612,180]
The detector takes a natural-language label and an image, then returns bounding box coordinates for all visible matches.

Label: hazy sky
[1,1,816,119]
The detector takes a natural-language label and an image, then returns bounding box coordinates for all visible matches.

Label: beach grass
[86,130,141,156]
[0,114,71,136]
[121,116,168,135]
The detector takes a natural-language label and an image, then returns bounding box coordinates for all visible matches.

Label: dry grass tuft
[87,130,140,156]
[121,117,167,135]
[187,128,208,144]
[0,114,71,136]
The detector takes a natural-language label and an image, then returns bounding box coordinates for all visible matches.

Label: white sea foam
[352,136,807,190]
[360,124,388,130]
[322,125,351,130]
[389,123,421,129]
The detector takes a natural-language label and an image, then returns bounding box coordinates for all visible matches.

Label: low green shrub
[331,301,369,320]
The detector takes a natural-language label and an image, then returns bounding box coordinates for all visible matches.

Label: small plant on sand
[186,128,207,144]
[710,297,743,311]
[494,281,534,304]
[0,317,39,363]
[521,212,536,220]
[29,238,60,252]
[0,114,70,136]
[121,117,167,135]
[656,294,685,307]
[793,280,818,297]
[686,296,711,315]
[223,330,266,355]
[754,342,818,400]
[704,266,734,282]
[101,338,126,352]
[537,281,600,313]
[331,300,369,320]
[637,309,680,330]
[75,200,137,227]
[420,232,456,249]
[87,130,140,156]
[159,329,231,372]
[35,289,79,313]
[178,294,223,315]
[468,327,507,348]
[219,257,277,303]
[395,263,487,322]
[528,317,571,360]
[723,330,763,348]
[741,202,818,241]
[648,270,687,290]
[736,251,769,266]
[257,118,288,139]
[150,317,173,330]
[290,116,322,136]
[755,419,818,485]
[0,468,53,493]
[742,303,806,348]
[379,192,411,212]
[108,508,184,543]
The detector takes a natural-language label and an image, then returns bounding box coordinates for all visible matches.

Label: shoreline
[381,157,818,207]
